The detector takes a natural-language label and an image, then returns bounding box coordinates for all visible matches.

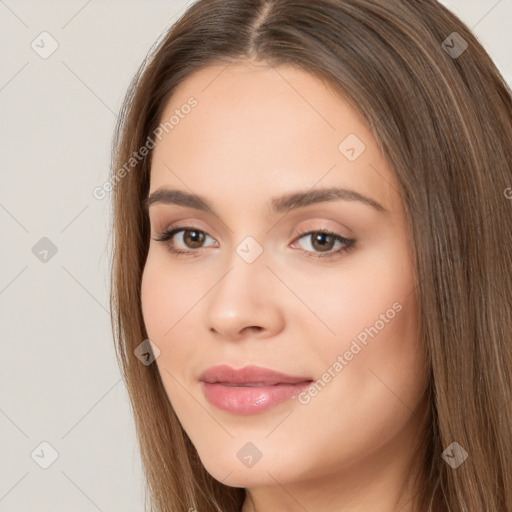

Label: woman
[109,0,512,510]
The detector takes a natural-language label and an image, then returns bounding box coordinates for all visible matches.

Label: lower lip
[201,381,312,414]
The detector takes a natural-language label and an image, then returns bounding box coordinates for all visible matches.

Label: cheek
[295,236,423,406]
[140,253,212,415]
[288,237,417,356]
[140,257,215,435]
[287,271,423,474]
[140,257,167,340]
[303,277,421,407]
[140,255,193,359]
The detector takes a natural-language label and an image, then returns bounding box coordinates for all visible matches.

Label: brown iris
[182,229,206,249]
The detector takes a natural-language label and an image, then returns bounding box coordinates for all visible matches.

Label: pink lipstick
[199,364,313,414]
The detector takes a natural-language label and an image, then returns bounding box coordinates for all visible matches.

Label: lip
[199,364,313,414]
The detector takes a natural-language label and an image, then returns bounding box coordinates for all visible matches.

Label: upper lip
[199,364,313,385]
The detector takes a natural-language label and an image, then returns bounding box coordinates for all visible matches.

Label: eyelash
[153,225,356,259]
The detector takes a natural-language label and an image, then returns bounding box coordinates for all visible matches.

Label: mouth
[198,364,314,414]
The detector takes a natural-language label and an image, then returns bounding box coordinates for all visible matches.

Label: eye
[152,225,356,259]
[153,226,217,256]
[292,229,356,259]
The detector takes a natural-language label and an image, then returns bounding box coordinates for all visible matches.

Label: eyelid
[153,220,350,243]
[152,218,216,238]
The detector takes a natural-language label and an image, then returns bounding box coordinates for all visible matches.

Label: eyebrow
[144,186,387,215]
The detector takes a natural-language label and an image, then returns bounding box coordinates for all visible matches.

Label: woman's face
[141,60,427,502]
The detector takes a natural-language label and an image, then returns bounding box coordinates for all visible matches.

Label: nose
[204,255,285,341]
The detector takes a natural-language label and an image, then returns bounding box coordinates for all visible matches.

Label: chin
[197,450,287,487]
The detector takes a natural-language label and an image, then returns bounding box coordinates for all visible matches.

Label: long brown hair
[109,1,512,510]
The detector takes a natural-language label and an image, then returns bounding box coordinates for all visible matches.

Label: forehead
[149,60,400,216]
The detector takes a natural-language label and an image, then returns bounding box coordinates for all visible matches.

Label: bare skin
[141,59,428,512]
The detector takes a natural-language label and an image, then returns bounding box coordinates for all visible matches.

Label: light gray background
[0,1,510,511]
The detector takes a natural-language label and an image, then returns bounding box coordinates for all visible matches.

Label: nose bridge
[214,236,269,306]
[204,235,280,338]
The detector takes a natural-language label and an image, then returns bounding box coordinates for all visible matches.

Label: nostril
[244,326,263,335]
